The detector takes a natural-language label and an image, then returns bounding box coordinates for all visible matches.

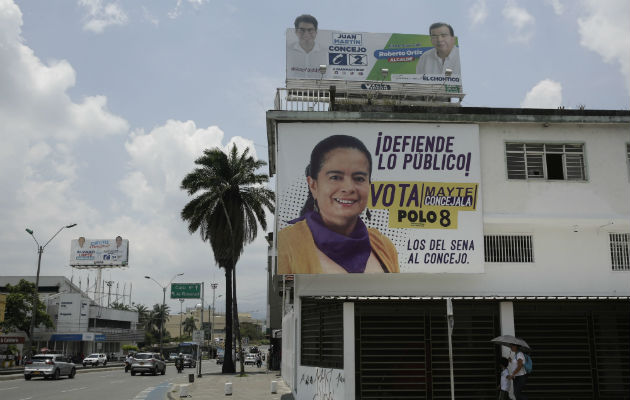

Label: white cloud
[78,0,128,33]
[0,0,128,282]
[577,0,630,95]
[546,0,565,15]
[521,79,563,108]
[469,0,488,26]
[502,0,535,43]
[142,6,159,26]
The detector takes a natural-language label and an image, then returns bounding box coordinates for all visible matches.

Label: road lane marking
[0,386,19,391]
[61,386,88,392]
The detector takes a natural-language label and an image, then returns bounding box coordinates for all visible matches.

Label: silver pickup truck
[24,354,77,380]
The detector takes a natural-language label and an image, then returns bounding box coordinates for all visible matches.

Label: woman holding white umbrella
[491,335,529,400]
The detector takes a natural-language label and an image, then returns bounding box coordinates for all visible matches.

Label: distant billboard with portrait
[69,236,129,267]
[286,16,462,89]
[275,123,483,274]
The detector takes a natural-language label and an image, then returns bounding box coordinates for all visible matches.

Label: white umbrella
[490,335,531,350]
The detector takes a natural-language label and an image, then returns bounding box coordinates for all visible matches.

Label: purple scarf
[288,211,372,273]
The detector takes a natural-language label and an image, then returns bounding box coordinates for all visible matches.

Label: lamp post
[25,223,77,358]
[179,298,184,341]
[210,283,218,358]
[145,273,184,356]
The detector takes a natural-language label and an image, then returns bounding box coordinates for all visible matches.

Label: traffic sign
[192,330,203,344]
[171,283,201,299]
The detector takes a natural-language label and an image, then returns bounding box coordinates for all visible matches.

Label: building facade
[0,276,141,362]
[267,106,630,400]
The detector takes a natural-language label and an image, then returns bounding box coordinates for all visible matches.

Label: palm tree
[133,303,149,326]
[182,316,196,337]
[148,303,170,343]
[180,144,274,374]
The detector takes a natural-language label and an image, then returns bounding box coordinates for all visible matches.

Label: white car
[82,353,107,367]
[24,354,76,380]
[244,354,257,366]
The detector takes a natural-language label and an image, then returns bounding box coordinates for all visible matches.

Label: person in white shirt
[287,14,327,79]
[507,344,528,400]
[416,22,461,76]
[498,357,511,400]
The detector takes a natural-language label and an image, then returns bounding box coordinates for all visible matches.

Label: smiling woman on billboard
[278,135,399,274]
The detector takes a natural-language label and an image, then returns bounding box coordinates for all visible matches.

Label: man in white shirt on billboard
[415,22,460,76]
[287,14,327,79]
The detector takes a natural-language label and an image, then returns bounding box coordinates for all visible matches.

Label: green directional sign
[171,283,201,299]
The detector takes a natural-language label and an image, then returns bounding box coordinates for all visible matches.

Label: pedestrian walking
[498,357,511,400]
[508,344,528,400]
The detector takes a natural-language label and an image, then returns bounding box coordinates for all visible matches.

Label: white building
[0,276,141,360]
[266,105,630,400]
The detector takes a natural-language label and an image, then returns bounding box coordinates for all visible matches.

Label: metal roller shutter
[355,300,500,400]
[514,301,630,400]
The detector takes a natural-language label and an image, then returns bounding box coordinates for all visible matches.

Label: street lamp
[179,298,184,341]
[25,223,77,357]
[145,273,184,356]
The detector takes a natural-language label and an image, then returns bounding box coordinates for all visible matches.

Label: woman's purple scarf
[289,211,371,273]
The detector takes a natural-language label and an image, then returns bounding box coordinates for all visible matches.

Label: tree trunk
[233,266,245,375]
[222,266,235,373]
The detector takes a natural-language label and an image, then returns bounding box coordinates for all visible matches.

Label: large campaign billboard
[276,123,483,274]
[69,236,129,267]
[286,20,461,88]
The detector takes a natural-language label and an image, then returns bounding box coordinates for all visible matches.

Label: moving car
[168,353,179,362]
[24,354,76,380]
[244,354,257,366]
[182,354,196,368]
[130,352,166,376]
[82,353,107,367]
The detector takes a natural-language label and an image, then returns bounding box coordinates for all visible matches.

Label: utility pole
[179,299,184,341]
[210,283,218,359]
[25,223,77,358]
[198,283,204,378]
[106,281,114,307]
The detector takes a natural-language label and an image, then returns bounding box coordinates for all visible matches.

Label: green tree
[111,302,131,311]
[180,144,274,374]
[240,322,263,341]
[148,303,170,340]
[0,280,53,344]
[133,303,149,327]
[182,316,196,337]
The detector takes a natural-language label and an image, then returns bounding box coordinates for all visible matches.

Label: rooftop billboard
[286,16,461,87]
[69,236,129,267]
[276,122,483,275]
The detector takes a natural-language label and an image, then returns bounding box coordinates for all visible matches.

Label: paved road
[0,362,205,400]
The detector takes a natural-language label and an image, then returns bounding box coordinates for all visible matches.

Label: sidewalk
[166,370,293,400]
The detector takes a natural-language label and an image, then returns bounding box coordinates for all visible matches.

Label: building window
[301,299,343,369]
[610,233,630,271]
[506,143,586,180]
[484,235,534,263]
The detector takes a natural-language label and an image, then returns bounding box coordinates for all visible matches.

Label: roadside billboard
[69,236,129,267]
[286,24,461,88]
[276,122,483,274]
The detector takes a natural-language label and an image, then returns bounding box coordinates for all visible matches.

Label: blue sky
[1,0,628,321]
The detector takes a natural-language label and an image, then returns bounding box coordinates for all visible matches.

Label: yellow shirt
[278,219,399,274]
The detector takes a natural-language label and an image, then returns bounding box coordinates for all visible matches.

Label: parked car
[216,355,224,365]
[182,354,196,368]
[24,354,76,380]
[244,354,257,366]
[130,353,166,376]
[82,353,107,367]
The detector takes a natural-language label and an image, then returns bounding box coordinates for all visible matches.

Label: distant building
[0,276,141,362]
